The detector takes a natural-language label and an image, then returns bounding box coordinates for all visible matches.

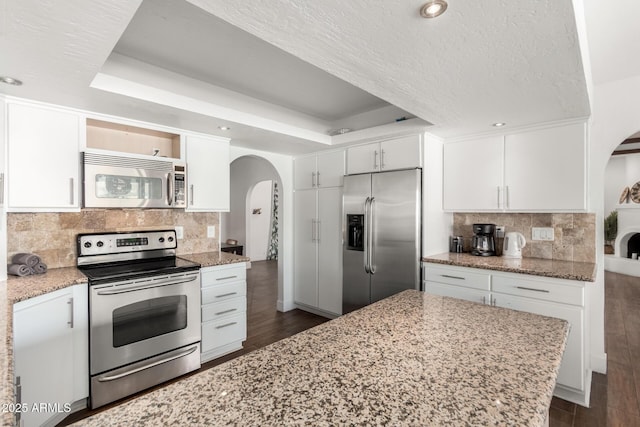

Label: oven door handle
[95,275,198,295]
[96,345,199,382]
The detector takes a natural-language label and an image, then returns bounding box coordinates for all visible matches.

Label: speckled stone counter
[423,253,596,282]
[180,250,249,267]
[73,290,568,426]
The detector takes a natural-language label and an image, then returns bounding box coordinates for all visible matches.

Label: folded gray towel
[12,253,41,267]
[8,264,32,277]
[32,262,48,275]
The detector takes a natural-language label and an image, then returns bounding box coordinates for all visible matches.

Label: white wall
[247,180,273,261]
[228,146,294,312]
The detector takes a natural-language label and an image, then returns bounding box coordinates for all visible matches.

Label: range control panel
[77,230,178,257]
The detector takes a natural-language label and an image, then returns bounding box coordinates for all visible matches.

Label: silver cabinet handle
[215,308,238,316]
[15,376,21,424]
[311,219,317,242]
[190,184,194,205]
[441,274,465,280]
[482,296,486,305]
[373,150,379,170]
[381,149,386,169]
[497,186,501,209]
[363,197,371,273]
[516,286,550,293]
[70,177,75,205]
[312,172,316,187]
[216,321,238,329]
[316,220,321,243]
[369,197,376,274]
[215,292,238,298]
[505,186,510,209]
[97,345,198,382]
[216,275,238,281]
[0,172,4,205]
[67,298,74,328]
[317,171,321,186]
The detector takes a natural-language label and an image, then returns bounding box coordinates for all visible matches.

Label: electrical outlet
[175,226,184,240]
[207,225,216,238]
[532,227,554,241]
[495,226,505,238]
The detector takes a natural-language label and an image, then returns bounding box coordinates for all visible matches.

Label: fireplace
[628,233,640,258]
[607,223,640,277]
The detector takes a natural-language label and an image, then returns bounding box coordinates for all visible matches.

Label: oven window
[112,296,187,348]
[95,174,163,200]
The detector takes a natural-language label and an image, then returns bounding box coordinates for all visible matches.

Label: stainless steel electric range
[77,230,201,409]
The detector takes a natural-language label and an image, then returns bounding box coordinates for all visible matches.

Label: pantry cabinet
[185,134,230,211]
[443,121,587,212]
[200,263,247,362]
[7,102,81,212]
[13,283,88,427]
[294,150,345,190]
[423,263,588,405]
[346,134,422,175]
[294,187,343,315]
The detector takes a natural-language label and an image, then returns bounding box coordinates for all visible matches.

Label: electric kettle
[503,232,526,258]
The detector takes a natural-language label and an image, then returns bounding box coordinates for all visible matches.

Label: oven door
[89,270,201,375]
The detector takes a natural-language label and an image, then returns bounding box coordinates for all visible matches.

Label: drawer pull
[441,274,465,280]
[215,308,237,316]
[216,322,238,329]
[215,292,238,298]
[516,286,550,293]
[216,275,238,281]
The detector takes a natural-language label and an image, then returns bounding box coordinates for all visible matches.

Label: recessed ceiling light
[0,76,23,86]
[218,126,231,131]
[492,122,506,127]
[420,1,448,18]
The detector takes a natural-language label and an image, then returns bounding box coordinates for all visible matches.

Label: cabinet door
[424,281,490,305]
[316,150,345,188]
[346,143,379,174]
[294,190,318,307]
[317,187,343,315]
[380,134,422,171]
[493,293,584,391]
[185,134,230,211]
[294,156,317,190]
[504,122,586,211]
[443,136,503,211]
[14,287,75,427]
[7,103,80,211]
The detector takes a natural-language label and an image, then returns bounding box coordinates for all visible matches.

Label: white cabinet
[294,150,345,190]
[7,102,81,211]
[13,283,88,427]
[200,263,247,362]
[346,134,422,175]
[185,134,230,211]
[423,264,491,305]
[443,122,587,212]
[294,187,342,315]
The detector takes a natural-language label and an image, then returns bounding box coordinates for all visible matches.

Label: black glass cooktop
[78,256,200,285]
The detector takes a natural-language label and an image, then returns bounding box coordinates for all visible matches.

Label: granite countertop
[73,290,568,426]
[180,250,249,268]
[422,253,597,282]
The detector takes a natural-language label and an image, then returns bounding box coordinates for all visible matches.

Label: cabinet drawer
[202,297,246,323]
[492,275,584,306]
[202,313,247,351]
[202,281,246,304]
[424,266,491,291]
[201,264,246,288]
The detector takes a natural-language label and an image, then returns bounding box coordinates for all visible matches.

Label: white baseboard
[591,352,607,374]
[278,299,296,312]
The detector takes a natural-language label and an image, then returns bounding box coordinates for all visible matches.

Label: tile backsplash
[453,213,596,263]
[7,210,219,268]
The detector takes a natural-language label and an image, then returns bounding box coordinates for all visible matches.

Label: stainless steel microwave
[82,150,186,208]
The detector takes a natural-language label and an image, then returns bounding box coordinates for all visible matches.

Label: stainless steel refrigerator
[343,168,422,314]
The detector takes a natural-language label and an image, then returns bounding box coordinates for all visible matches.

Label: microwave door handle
[167,172,174,206]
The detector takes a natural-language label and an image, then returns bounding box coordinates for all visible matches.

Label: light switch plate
[175,226,184,240]
[207,225,216,238]
[532,227,554,241]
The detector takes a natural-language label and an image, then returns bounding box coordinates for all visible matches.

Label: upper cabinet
[185,134,230,211]
[294,150,345,190]
[443,121,587,212]
[7,102,81,212]
[346,134,422,175]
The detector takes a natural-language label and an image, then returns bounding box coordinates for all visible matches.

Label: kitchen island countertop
[73,290,568,426]
[423,253,596,282]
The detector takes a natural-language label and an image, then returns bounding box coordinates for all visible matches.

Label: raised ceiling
[0,0,593,154]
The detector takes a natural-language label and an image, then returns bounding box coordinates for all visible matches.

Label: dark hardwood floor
[549,271,640,426]
[63,265,640,426]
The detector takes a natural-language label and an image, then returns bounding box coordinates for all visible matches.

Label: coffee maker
[471,223,497,256]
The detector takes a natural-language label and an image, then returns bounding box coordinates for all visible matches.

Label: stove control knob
[159,237,165,243]
[168,236,174,242]
[83,241,92,249]
[96,241,104,248]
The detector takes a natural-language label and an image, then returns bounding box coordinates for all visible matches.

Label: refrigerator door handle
[369,197,376,274]
[363,197,371,273]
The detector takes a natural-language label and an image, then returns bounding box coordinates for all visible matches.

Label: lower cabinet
[13,283,88,427]
[200,263,247,363]
[423,263,589,406]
